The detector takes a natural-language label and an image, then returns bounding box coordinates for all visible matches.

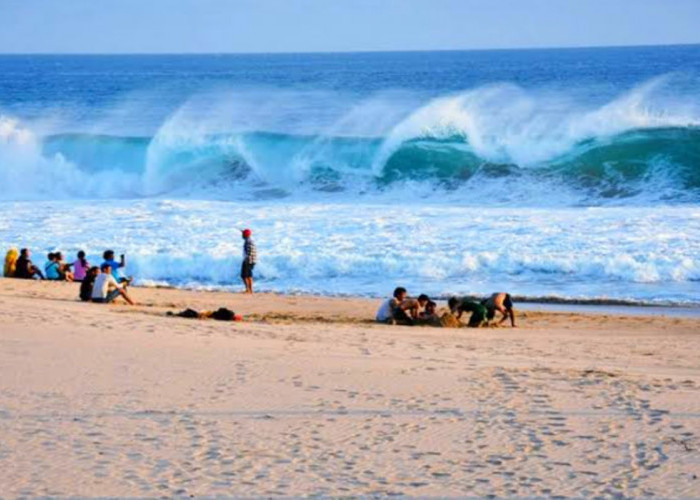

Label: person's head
[55,252,63,261]
[88,266,100,277]
[100,263,112,273]
[242,228,252,239]
[425,300,437,314]
[77,250,86,260]
[448,297,459,313]
[418,294,430,307]
[47,252,55,261]
[393,287,407,301]
[20,248,29,258]
[103,250,114,260]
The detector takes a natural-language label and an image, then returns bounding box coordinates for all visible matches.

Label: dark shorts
[468,304,488,327]
[241,261,255,279]
[503,293,513,310]
[92,289,121,304]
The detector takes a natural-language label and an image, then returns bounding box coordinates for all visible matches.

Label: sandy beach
[1,279,699,497]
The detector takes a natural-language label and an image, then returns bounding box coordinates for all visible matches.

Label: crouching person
[376,287,416,326]
[448,296,488,328]
[91,263,135,305]
[483,292,517,327]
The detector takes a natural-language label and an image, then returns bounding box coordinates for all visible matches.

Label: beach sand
[1,279,699,497]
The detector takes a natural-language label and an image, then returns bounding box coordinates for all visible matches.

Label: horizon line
[1,42,699,57]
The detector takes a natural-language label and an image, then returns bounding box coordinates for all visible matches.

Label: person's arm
[496,305,508,325]
[119,255,126,268]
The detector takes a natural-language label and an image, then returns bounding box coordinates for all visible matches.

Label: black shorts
[504,294,513,310]
[241,261,255,279]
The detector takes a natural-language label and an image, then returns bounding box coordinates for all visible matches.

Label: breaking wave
[1,77,699,205]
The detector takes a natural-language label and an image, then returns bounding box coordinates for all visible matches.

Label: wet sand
[1,279,699,497]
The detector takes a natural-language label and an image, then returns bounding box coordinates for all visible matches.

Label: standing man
[241,228,257,294]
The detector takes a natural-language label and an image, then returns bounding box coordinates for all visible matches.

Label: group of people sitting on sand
[4,247,136,305]
[376,287,516,328]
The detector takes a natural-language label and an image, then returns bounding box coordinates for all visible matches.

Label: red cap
[242,228,252,237]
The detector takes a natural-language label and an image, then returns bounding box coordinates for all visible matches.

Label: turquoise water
[0,47,699,303]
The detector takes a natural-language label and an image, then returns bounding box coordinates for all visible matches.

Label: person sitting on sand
[44,252,61,280]
[418,299,440,325]
[482,292,517,327]
[91,263,135,305]
[376,287,420,325]
[4,247,19,277]
[448,297,488,328]
[102,250,132,287]
[72,250,90,282]
[79,266,100,302]
[401,294,431,320]
[54,252,74,282]
[14,248,44,279]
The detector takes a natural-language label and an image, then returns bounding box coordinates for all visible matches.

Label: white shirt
[375,298,398,322]
[92,273,120,299]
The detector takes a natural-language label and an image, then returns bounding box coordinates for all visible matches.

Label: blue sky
[1,0,699,53]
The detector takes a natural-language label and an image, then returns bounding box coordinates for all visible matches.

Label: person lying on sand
[376,287,417,325]
[14,248,44,280]
[482,292,517,327]
[91,263,135,305]
[448,297,488,328]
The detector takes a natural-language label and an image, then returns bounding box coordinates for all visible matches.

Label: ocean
[1,47,699,305]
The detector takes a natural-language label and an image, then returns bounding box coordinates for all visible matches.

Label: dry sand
[1,279,699,497]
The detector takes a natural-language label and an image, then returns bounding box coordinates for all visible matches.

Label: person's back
[449,297,488,328]
[483,292,516,327]
[4,248,18,277]
[376,297,398,322]
[44,253,60,280]
[73,251,89,281]
[80,267,99,302]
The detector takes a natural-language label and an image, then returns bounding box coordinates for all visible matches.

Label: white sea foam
[1,199,698,305]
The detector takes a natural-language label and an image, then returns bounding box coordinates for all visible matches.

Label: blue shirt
[102,259,123,279]
[44,260,60,280]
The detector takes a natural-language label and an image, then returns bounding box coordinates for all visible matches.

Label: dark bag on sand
[211,307,235,321]
[175,308,200,318]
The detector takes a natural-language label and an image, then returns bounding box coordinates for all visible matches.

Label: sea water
[1,47,699,304]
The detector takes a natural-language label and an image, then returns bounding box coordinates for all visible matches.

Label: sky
[1,0,699,54]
